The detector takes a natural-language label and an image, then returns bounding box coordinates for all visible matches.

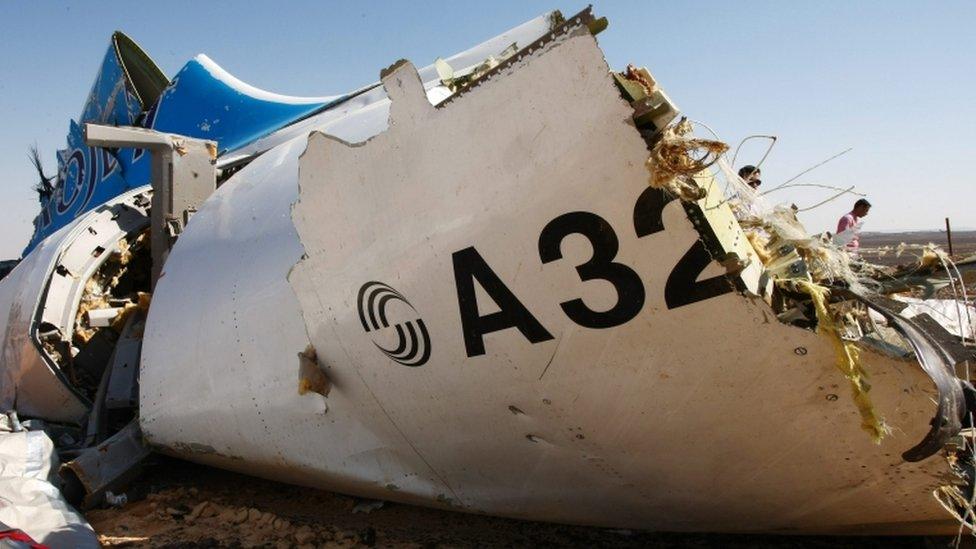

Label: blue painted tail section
[25,39,342,255]
[151,55,341,156]
[25,37,147,253]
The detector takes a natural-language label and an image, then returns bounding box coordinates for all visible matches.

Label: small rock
[247,507,262,523]
[294,526,315,544]
[359,526,377,546]
[104,491,127,507]
[275,541,291,549]
[188,501,209,521]
[260,511,275,525]
[232,508,248,524]
[201,503,219,518]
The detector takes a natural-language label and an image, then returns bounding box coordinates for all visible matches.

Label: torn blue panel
[149,55,343,155]
[79,41,143,127]
[24,49,344,255]
[24,37,145,254]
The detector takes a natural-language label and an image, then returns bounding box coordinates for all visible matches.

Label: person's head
[738,165,761,189]
[853,198,872,217]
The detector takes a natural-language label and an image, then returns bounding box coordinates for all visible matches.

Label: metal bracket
[60,419,151,509]
[85,124,217,288]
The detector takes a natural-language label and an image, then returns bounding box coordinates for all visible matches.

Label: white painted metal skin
[0,229,87,423]
[140,19,956,533]
[0,14,557,421]
[0,187,150,424]
[218,12,556,167]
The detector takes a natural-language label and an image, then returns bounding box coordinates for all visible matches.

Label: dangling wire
[731,134,777,170]
[796,186,861,212]
[763,182,866,197]
[947,257,976,343]
[934,251,974,346]
[688,119,726,146]
[764,147,853,194]
[28,144,54,199]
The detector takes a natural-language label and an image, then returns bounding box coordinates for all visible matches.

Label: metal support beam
[84,124,217,288]
[60,420,151,509]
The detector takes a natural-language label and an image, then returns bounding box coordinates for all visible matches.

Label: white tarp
[0,415,98,548]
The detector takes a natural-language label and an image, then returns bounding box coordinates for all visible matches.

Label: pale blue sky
[1,1,973,258]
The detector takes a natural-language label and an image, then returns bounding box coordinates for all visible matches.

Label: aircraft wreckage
[1,7,976,539]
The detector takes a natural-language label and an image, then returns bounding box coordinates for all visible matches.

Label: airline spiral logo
[357,281,431,367]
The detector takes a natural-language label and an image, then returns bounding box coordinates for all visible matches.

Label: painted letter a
[452,247,553,357]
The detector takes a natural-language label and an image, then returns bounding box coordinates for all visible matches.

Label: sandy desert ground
[860,230,976,267]
[85,456,957,548]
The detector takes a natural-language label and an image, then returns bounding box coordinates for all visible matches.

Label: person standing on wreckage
[732,165,764,221]
[834,198,872,255]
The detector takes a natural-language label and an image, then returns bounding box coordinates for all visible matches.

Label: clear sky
[1,1,973,258]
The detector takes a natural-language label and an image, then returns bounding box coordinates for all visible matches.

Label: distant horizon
[862,228,976,235]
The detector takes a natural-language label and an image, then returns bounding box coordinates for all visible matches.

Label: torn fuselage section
[614,44,975,454]
[0,187,155,508]
[278,6,965,531]
[618,55,976,525]
[27,189,152,424]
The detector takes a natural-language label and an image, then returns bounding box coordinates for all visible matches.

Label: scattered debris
[435,42,519,92]
[104,491,128,507]
[644,114,975,454]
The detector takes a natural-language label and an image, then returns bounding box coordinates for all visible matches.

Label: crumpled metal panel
[0,187,151,424]
[0,226,88,424]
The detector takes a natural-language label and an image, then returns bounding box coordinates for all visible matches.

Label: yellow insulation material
[623,64,655,96]
[793,279,888,443]
[745,231,773,265]
[934,483,976,530]
[645,119,728,201]
[919,245,943,270]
